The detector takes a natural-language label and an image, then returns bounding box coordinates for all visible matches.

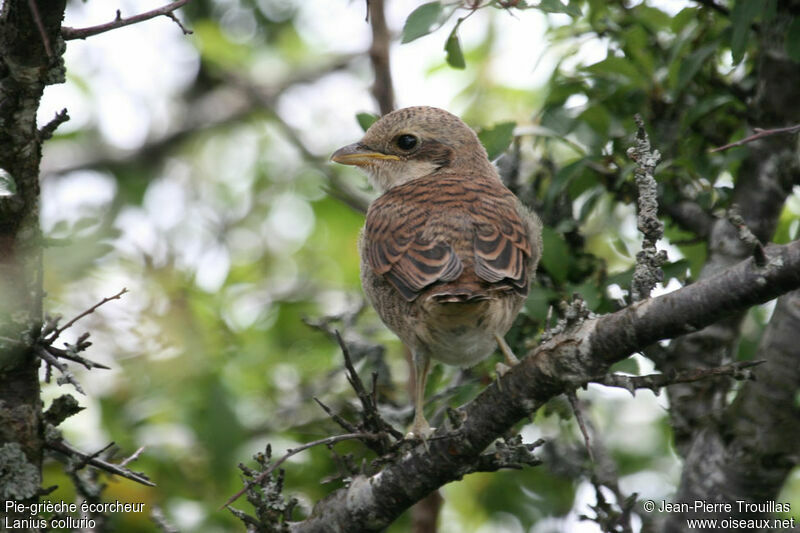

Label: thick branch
[289,239,800,531]
[664,289,800,531]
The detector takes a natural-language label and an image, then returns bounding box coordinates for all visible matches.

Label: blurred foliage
[36,0,800,532]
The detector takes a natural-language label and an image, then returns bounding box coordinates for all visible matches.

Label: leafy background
[37,0,800,531]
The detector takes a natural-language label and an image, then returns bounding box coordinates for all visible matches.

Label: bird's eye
[395,134,418,151]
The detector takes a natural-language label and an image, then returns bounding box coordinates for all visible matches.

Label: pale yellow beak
[330,143,400,166]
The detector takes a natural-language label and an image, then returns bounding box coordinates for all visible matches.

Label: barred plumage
[332,106,542,436]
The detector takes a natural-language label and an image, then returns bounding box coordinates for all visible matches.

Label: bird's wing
[364,175,533,302]
[472,194,533,294]
[364,183,463,302]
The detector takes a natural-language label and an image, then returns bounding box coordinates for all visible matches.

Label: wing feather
[363,175,533,302]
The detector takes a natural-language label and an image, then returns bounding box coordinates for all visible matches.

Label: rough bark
[0,0,67,517]
[664,290,800,532]
[658,0,800,456]
[288,239,800,532]
[659,4,800,530]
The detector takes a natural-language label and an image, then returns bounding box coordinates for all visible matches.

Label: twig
[628,114,666,302]
[71,442,115,471]
[592,360,765,395]
[38,109,70,141]
[46,440,155,487]
[61,0,191,40]
[37,346,85,394]
[335,330,404,441]
[566,390,595,463]
[119,446,146,467]
[42,345,110,370]
[221,432,378,509]
[710,123,800,153]
[26,0,53,58]
[314,396,359,434]
[45,288,127,344]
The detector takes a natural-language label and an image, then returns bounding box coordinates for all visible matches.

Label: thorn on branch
[627,114,666,302]
[37,346,85,394]
[43,394,84,427]
[39,108,70,141]
[45,438,154,487]
[727,204,767,267]
[61,0,192,41]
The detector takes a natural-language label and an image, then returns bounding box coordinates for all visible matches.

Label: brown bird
[331,106,542,436]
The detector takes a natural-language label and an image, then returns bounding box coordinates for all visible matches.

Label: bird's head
[331,106,494,192]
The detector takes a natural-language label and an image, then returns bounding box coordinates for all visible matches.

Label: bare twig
[335,330,404,441]
[61,0,191,40]
[592,360,765,395]
[42,345,110,370]
[37,346,85,394]
[314,396,359,434]
[38,108,70,141]
[628,115,666,302]
[566,390,595,463]
[26,0,53,57]
[222,432,378,509]
[119,446,146,467]
[46,440,155,487]
[710,123,800,153]
[45,287,127,344]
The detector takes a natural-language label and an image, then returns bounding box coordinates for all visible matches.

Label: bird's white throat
[365,159,442,192]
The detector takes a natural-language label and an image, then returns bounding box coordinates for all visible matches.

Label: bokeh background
[36,0,800,531]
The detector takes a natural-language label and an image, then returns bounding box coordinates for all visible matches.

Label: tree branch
[287,238,800,531]
[61,0,191,40]
[710,123,800,153]
[367,0,395,115]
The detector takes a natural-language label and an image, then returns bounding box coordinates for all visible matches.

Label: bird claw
[406,424,435,451]
[495,362,512,377]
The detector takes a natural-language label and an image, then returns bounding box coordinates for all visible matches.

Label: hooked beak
[330,143,400,166]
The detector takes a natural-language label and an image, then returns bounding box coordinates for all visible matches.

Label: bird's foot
[495,333,521,367]
[495,362,513,377]
[494,334,521,390]
[406,416,435,449]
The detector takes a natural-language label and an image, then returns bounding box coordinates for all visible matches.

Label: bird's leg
[494,333,520,377]
[409,351,433,438]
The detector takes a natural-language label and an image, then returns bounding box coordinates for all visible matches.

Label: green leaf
[537,0,581,17]
[676,43,717,92]
[444,26,466,69]
[583,56,647,86]
[540,226,571,284]
[402,2,444,44]
[477,121,516,160]
[730,0,760,64]
[356,112,379,132]
[786,17,800,63]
